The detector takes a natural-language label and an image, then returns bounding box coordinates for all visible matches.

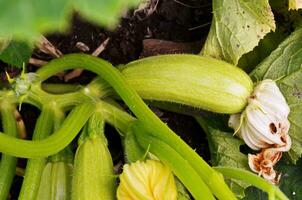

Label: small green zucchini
[72,112,116,200]
[121,54,253,114]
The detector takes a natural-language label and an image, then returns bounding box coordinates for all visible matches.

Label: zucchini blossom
[117,160,177,200]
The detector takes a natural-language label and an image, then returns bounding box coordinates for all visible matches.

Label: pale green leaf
[0,0,73,41]
[196,116,250,198]
[0,0,140,41]
[250,28,302,163]
[238,28,288,72]
[201,0,275,65]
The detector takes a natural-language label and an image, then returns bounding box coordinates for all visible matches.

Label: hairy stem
[0,102,95,158]
[133,122,215,200]
[0,101,18,199]
[214,167,289,200]
[19,106,64,200]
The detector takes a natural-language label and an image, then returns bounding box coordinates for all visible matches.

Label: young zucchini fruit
[121,54,253,114]
[36,148,73,200]
[72,112,116,200]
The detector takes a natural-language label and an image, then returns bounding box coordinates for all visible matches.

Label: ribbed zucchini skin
[72,112,115,200]
[72,137,115,200]
[122,54,253,114]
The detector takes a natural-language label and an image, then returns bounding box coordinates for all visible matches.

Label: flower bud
[13,73,39,97]
[117,160,177,200]
[36,161,73,200]
[229,79,291,151]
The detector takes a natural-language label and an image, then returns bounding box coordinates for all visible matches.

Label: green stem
[0,102,95,158]
[28,84,89,110]
[96,100,135,134]
[41,83,81,94]
[19,106,64,200]
[133,122,215,200]
[214,167,289,200]
[36,54,236,199]
[0,101,18,200]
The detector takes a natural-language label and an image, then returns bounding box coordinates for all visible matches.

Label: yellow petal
[117,160,177,200]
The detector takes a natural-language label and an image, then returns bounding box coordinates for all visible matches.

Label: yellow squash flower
[117,160,177,200]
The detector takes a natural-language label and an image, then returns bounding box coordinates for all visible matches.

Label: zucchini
[122,54,253,114]
[72,112,116,200]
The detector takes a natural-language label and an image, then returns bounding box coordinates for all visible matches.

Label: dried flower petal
[248,148,282,184]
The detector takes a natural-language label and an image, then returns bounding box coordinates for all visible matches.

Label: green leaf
[74,0,140,28]
[0,0,140,41]
[0,41,32,67]
[277,159,302,199]
[0,0,73,41]
[238,28,288,72]
[196,116,250,198]
[242,187,267,200]
[201,0,275,65]
[250,27,302,163]
[0,36,11,53]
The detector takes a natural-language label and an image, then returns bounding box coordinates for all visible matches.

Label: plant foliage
[202,0,275,65]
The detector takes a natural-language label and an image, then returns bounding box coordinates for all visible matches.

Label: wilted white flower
[229,79,291,151]
[229,79,291,183]
[117,160,177,200]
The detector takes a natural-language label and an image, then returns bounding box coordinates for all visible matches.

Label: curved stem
[214,167,289,200]
[0,101,18,199]
[36,54,236,199]
[133,122,215,200]
[0,102,95,158]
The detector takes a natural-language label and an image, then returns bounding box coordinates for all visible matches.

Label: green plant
[0,54,289,199]
[0,0,301,199]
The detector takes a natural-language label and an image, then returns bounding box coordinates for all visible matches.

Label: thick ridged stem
[0,102,95,158]
[0,101,18,199]
[132,122,215,200]
[19,105,64,200]
[214,167,289,200]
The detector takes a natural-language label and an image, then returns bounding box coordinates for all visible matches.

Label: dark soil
[5,0,214,198]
